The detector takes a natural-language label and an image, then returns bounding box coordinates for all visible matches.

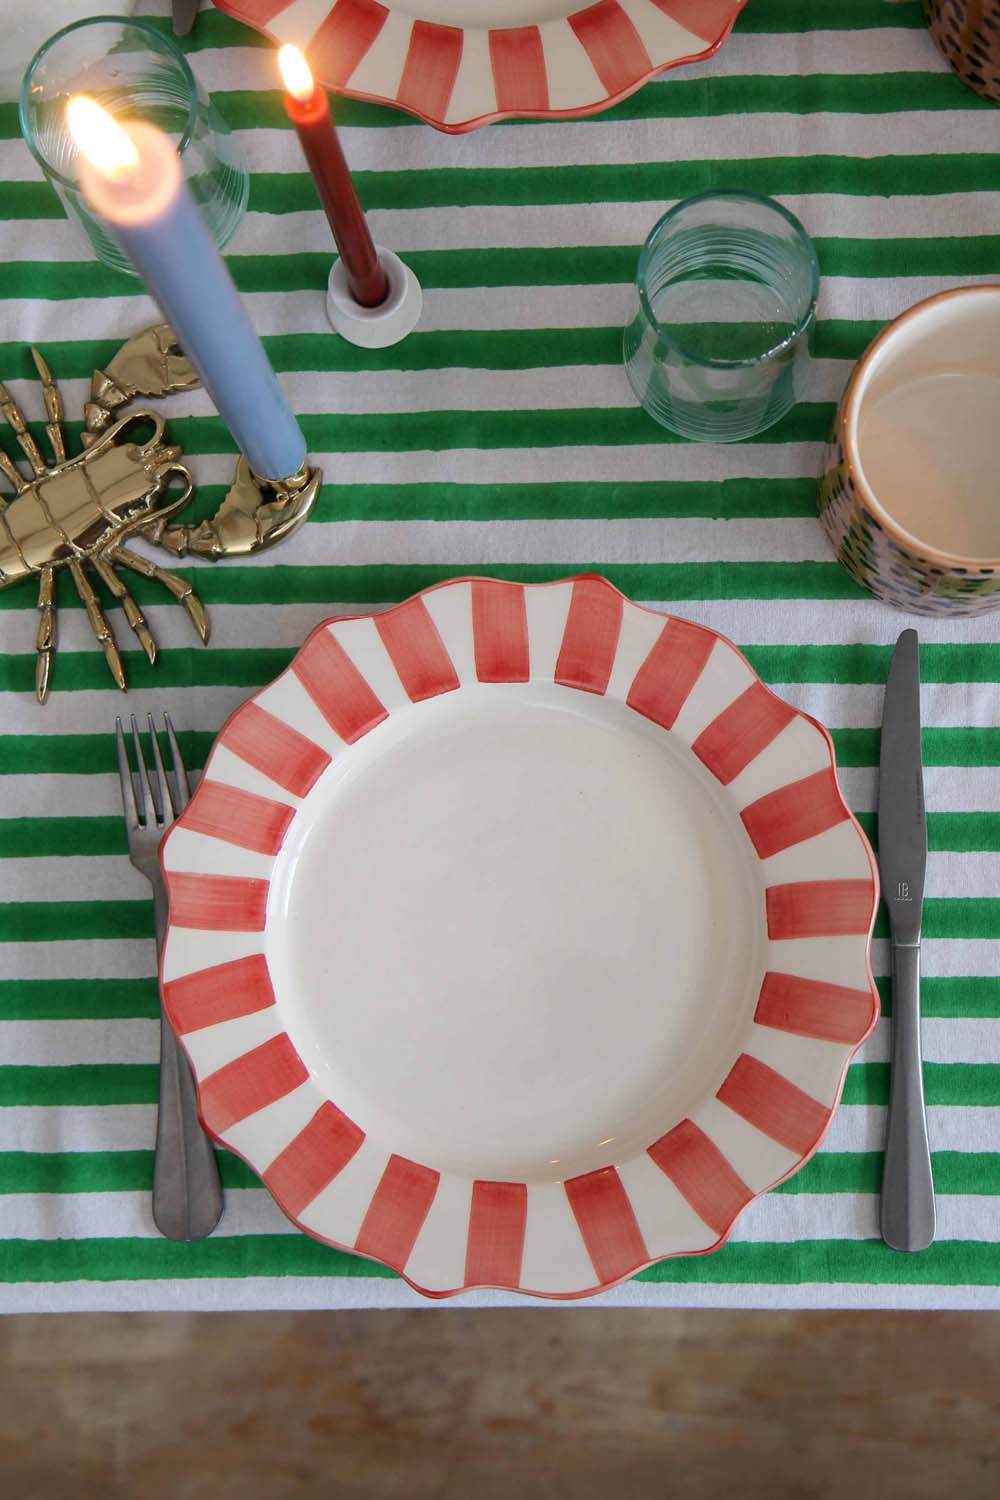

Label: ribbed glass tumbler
[623,191,819,443]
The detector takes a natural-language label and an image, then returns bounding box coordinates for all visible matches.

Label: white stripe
[0,940,155,981]
[1,1102,983,1156]
[4,276,998,346]
[826,1104,1000,1155]
[1,1276,996,1312]
[6,192,1000,263]
[0,357,858,417]
[0,1019,157,1065]
[1,110,977,182]
[858,1016,1000,1066]
[1,1008,998,1067]
[4,598,1000,666]
[0,1180,995,1246]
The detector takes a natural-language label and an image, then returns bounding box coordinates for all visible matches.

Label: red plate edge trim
[208,0,750,134]
[158,573,880,1299]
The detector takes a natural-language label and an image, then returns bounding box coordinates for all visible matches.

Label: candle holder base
[326,246,422,348]
[154,456,322,559]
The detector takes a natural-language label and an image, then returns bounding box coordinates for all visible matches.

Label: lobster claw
[85,324,199,439]
[153,458,321,558]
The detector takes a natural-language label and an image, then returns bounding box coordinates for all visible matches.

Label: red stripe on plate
[227,0,297,24]
[181,780,294,856]
[293,628,388,743]
[554,576,623,695]
[755,971,877,1045]
[691,680,797,786]
[717,1053,830,1157]
[397,20,463,120]
[569,0,652,96]
[263,1101,365,1218]
[199,1033,308,1136]
[648,0,740,45]
[489,26,549,113]
[472,580,530,682]
[766,879,874,939]
[355,1155,440,1268]
[221,701,330,799]
[162,953,275,1035]
[165,872,268,932]
[375,595,460,702]
[741,765,849,859]
[565,1166,648,1285]
[626,617,714,730]
[465,1181,528,1287]
[648,1117,754,1238]
[309,0,389,88]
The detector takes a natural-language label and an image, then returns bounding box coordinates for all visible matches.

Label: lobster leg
[68,558,126,691]
[0,379,46,476]
[111,544,210,646]
[92,554,158,665]
[30,348,67,466]
[35,567,56,705]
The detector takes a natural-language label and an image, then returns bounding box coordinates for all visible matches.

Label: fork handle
[152,887,223,1241]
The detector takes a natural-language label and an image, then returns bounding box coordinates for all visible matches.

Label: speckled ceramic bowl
[819,285,1000,617]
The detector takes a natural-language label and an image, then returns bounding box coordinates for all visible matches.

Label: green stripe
[4,626,1000,689]
[0,1150,258,1194]
[842,1065,1000,1109]
[854,812,1000,855]
[7,158,1000,222]
[0,732,213,777]
[6,809,997,862]
[3,1235,1000,1287]
[4,236,999,300]
[1,1062,996,1109]
[1,974,996,1023]
[0,722,996,781]
[0,403,839,454]
[831,728,1000,769]
[2,1148,996,1199]
[0,322,875,373]
[0,974,994,1026]
[5,897,997,945]
[0,979,160,1021]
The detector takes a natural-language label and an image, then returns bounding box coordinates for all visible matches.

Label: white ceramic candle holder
[326,246,422,348]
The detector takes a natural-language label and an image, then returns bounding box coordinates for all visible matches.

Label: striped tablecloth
[2,0,999,1311]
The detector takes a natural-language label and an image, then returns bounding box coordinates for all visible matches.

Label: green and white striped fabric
[2,0,999,1309]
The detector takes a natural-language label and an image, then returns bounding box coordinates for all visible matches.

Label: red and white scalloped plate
[213,0,748,131]
[160,577,878,1299]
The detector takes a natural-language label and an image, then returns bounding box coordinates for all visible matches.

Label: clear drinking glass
[20,15,249,275]
[623,191,819,443]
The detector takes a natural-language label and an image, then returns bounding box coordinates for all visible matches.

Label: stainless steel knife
[172,0,200,36]
[879,628,935,1252]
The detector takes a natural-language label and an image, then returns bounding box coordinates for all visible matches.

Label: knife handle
[881,942,936,1252]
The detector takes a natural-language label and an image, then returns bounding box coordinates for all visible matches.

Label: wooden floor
[1,1309,998,1498]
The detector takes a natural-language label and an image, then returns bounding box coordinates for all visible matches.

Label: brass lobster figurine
[0,325,319,703]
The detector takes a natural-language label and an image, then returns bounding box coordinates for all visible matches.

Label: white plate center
[268,686,766,1180]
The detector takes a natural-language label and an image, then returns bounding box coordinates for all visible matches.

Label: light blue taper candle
[78,116,305,483]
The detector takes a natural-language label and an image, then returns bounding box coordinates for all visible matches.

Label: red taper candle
[279,44,388,309]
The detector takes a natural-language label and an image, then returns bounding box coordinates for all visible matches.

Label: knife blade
[172,0,200,36]
[878,628,935,1252]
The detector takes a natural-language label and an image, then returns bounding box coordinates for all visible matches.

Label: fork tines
[115,712,187,830]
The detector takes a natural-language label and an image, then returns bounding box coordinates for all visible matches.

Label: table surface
[2,0,999,1312]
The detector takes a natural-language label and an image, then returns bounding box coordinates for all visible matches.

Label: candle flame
[67,96,139,177]
[278,44,315,103]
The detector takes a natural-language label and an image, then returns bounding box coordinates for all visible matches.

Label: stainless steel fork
[116,712,224,1241]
